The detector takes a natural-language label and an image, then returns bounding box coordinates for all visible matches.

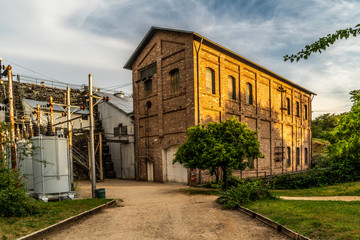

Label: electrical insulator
[103,96,110,102]
[80,106,86,110]
[62,112,67,117]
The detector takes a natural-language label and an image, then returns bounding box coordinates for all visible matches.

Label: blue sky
[1,0,360,118]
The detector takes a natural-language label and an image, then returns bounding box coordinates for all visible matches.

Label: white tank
[32,136,71,195]
[17,140,34,190]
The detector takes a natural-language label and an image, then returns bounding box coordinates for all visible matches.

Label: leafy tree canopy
[174,117,263,189]
[284,24,360,62]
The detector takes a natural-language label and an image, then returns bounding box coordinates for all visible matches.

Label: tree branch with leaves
[284,24,360,62]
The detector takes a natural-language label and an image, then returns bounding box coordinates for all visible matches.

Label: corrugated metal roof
[23,99,90,114]
[95,92,133,115]
[123,26,316,95]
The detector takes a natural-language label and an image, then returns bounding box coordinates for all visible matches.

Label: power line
[2,58,68,84]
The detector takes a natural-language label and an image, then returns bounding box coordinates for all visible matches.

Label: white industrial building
[96,92,135,179]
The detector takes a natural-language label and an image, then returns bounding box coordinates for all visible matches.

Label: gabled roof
[95,92,133,115]
[23,99,90,115]
[124,26,316,95]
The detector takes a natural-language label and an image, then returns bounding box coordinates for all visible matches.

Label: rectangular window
[249,158,255,169]
[296,147,300,165]
[305,148,308,164]
[114,126,120,137]
[121,126,128,135]
[139,63,156,80]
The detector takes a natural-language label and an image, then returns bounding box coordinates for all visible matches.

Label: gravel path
[46,180,289,240]
[280,196,360,201]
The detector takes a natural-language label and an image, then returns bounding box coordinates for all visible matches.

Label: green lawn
[0,199,111,240]
[272,181,360,197]
[244,199,360,240]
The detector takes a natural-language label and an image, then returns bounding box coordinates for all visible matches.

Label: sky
[1,0,360,118]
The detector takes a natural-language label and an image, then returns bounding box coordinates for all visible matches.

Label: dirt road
[47,180,288,240]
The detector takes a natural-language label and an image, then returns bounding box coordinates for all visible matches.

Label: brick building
[124,27,315,183]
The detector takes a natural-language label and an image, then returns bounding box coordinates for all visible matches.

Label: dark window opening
[170,69,180,95]
[249,158,255,169]
[286,98,291,115]
[304,105,308,120]
[144,79,152,97]
[121,125,128,135]
[287,147,291,166]
[296,147,300,165]
[139,63,157,80]
[206,67,215,94]
[296,101,300,117]
[305,148,308,164]
[246,83,253,105]
[228,76,236,100]
[114,125,121,137]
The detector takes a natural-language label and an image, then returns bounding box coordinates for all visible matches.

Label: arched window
[304,105,308,120]
[246,83,253,104]
[287,147,291,166]
[296,147,300,165]
[206,67,215,94]
[144,79,152,97]
[169,69,179,95]
[228,76,236,100]
[286,98,291,115]
[296,101,300,117]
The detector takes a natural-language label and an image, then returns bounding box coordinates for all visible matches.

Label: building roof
[95,92,133,115]
[23,99,90,115]
[124,26,316,95]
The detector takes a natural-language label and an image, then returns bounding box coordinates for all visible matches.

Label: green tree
[327,91,360,181]
[284,24,360,62]
[174,117,263,189]
[312,113,339,143]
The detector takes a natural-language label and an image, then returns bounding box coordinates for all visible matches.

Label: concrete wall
[97,100,135,179]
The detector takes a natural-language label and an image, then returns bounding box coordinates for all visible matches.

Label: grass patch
[244,199,360,240]
[179,188,220,196]
[0,198,111,240]
[272,181,360,197]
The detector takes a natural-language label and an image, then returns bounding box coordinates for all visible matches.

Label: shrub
[0,168,40,217]
[217,180,274,209]
[204,176,243,189]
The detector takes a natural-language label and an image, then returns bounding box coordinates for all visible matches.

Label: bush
[217,180,274,209]
[204,176,243,189]
[269,161,360,189]
[0,168,40,217]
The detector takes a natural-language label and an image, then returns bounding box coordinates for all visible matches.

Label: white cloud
[0,0,360,116]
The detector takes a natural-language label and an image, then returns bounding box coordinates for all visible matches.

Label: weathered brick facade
[125,27,315,183]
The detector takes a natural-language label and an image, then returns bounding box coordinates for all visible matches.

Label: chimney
[114,91,125,99]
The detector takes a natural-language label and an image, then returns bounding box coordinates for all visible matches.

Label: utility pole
[8,65,17,169]
[66,87,74,185]
[0,58,2,154]
[89,74,96,198]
